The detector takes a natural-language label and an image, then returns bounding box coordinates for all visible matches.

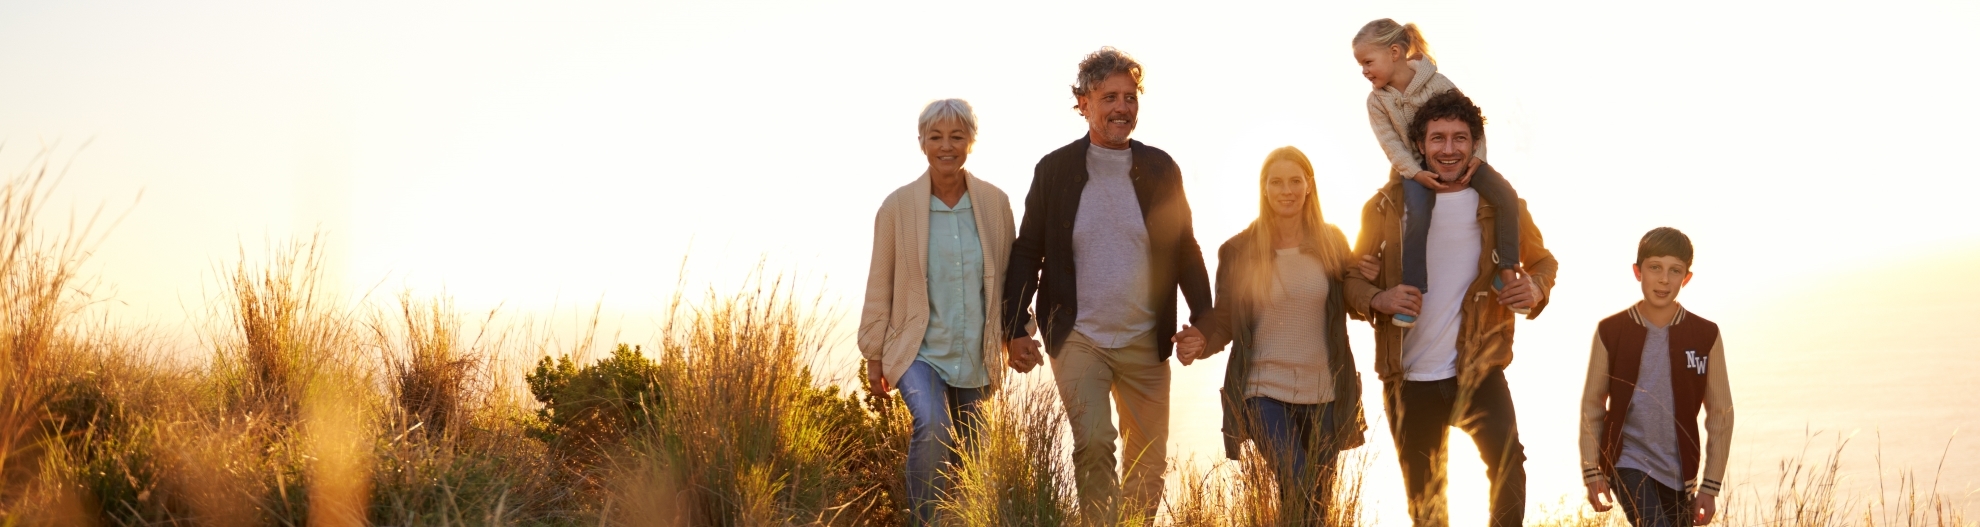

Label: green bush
[525,344,662,463]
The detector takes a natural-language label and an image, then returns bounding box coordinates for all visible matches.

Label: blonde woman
[1177,146,1367,525]
[857,98,1015,526]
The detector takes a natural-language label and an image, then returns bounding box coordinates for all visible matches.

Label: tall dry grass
[940,379,1077,526]
[1163,433,1373,527]
[0,148,1971,527]
[601,275,906,526]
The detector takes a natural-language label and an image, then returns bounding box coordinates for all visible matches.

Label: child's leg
[1401,176,1434,295]
[1469,164,1521,272]
[1613,468,1671,527]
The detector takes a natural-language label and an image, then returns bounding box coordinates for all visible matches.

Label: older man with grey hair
[1003,47,1212,524]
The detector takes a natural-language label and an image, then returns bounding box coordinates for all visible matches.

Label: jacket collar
[910,167,984,271]
[1626,303,1687,328]
[913,168,980,198]
[1377,177,1497,220]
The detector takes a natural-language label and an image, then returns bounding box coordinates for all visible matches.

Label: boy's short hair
[1409,89,1486,146]
[1636,227,1694,267]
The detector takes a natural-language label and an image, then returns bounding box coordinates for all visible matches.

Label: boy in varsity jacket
[1579,227,1734,526]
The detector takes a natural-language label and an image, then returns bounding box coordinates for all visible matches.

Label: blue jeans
[1245,397,1342,526]
[1616,468,1688,527]
[1400,165,1521,295]
[898,360,988,526]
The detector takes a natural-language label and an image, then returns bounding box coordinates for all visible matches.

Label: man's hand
[1409,170,1449,191]
[1586,478,1613,512]
[1692,493,1717,525]
[865,359,890,398]
[1006,337,1043,373]
[1371,284,1422,317]
[1355,254,1380,282]
[1172,325,1207,366]
[1498,271,1543,311]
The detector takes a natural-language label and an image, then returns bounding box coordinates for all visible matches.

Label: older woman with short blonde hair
[857,98,1015,526]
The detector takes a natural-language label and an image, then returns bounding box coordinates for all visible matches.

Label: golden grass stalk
[939,377,1077,526]
[0,145,128,521]
[617,272,901,526]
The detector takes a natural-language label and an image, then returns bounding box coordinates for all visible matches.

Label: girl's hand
[865,359,889,397]
[1410,170,1449,191]
[1458,157,1482,186]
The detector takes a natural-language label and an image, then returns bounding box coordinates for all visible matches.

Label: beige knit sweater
[858,170,1015,389]
[1367,59,1485,179]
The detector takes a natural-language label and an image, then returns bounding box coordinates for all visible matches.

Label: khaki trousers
[1051,330,1170,524]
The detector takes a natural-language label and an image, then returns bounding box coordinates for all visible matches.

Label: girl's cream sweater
[1366,59,1485,179]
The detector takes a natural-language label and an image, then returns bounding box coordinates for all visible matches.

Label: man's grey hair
[1070,47,1144,106]
[918,98,978,138]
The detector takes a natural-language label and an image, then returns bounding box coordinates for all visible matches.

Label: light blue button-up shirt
[919,192,988,388]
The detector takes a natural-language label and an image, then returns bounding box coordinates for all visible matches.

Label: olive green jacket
[1199,225,1367,460]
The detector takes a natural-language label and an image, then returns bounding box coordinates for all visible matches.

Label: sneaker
[1493,273,1532,316]
[1392,313,1416,328]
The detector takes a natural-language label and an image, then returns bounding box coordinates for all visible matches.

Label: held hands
[1693,493,1717,525]
[1585,478,1614,512]
[1172,325,1207,366]
[865,359,890,398]
[1005,337,1044,373]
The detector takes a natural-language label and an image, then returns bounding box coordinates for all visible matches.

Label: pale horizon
[5,0,1979,522]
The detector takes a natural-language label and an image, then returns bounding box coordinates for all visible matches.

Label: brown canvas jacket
[1343,164,1559,383]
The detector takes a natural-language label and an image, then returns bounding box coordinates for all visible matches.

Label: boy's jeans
[1616,468,1689,527]
[1244,397,1343,527]
[898,360,988,526]
[1400,165,1522,295]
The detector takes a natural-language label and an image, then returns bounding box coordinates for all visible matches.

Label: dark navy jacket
[1001,136,1212,360]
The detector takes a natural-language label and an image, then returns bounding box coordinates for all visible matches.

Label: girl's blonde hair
[1353,18,1435,65]
[1244,147,1352,302]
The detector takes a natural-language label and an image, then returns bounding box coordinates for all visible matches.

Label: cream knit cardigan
[1367,59,1485,179]
[858,169,1015,390]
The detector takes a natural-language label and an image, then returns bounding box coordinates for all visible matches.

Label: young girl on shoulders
[1352,19,1525,326]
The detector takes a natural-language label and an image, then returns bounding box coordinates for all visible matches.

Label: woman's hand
[1006,337,1043,373]
[1172,325,1207,366]
[865,359,889,397]
[1356,254,1381,281]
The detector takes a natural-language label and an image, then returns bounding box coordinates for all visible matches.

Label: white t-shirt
[1400,189,1481,381]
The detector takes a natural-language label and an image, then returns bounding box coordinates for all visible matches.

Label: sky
[4,0,1979,523]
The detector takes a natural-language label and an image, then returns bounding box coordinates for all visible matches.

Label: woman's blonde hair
[1244,147,1352,302]
[1353,18,1435,65]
